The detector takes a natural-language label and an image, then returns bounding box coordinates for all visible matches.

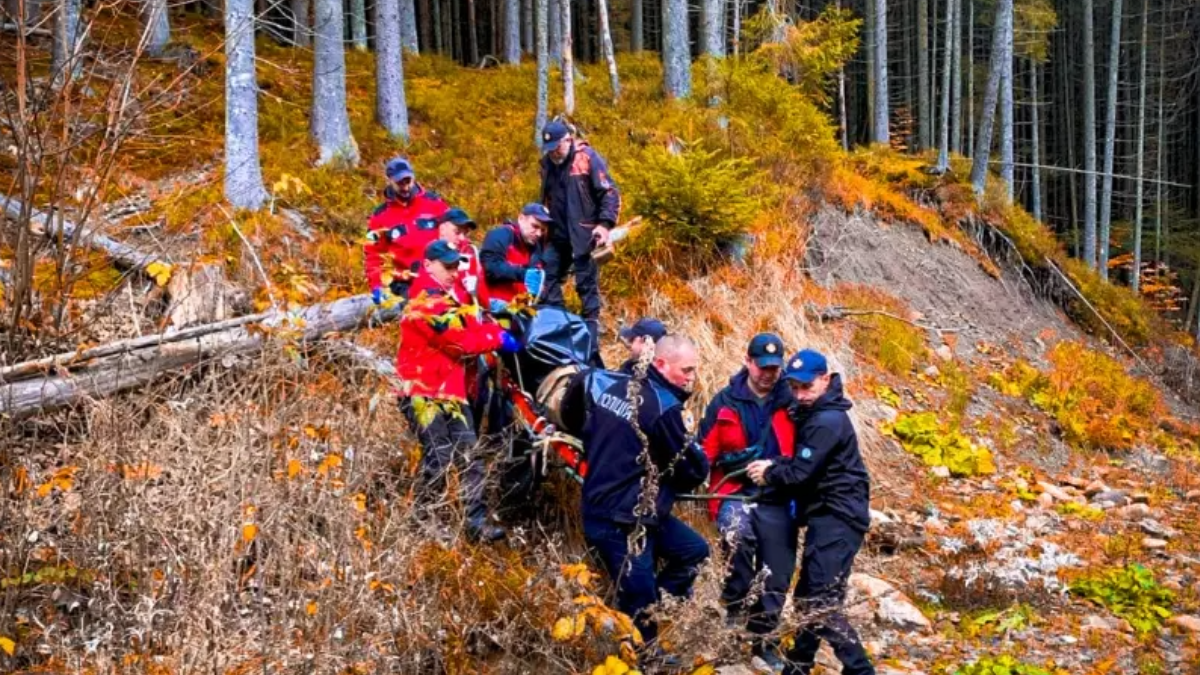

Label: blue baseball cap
[521,203,555,223]
[540,120,571,154]
[385,157,415,182]
[439,207,477,230]
[619,318,667,343]
[747,333,785,368]
[783,349,829,384]
[424,240,467,265]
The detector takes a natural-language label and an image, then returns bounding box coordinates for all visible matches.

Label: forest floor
[5,11,1200,675]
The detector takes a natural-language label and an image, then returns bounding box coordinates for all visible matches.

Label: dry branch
[0,294,403,417]
[2,194,171,273]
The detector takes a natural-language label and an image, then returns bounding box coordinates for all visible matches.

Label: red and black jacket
[480,221,541,302]
[363,186,449,291]
[699,370,795,520]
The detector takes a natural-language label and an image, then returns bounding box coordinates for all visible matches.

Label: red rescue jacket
[455,242,491,308]
[395,269,504,402]
[364,186,450,291]
[480,222,539,303]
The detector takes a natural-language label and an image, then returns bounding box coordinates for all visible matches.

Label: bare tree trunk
[950,0,963,154]
[433,0,443,52]
[1131,0,1147,292]
[662,0,689,99]
[560,0,574,112]
[376,0,410,140]
[522,0,532,53]
[1154,18,1165,266]
[872,0,888,144]
[291,0,311,47]
[1082,0,1098,268]
[998,2,1014,201]
[1098,0,1123,279]
[535,0,549,144]
[631,0,642,51]
[935,0,954,171]
[225,0,269,209]
[52,0,82,86]
[350,0,368,50]
[702,0,723,57]
[401,0,420,51]
[865,0,875,137]
[144,0,170,56]
[311,0,359,165]
[504,0,520,62]
[917,0,930,149]
[467,0,479,63]
[420,0,433,49]
[1030,61,1043,221]
[549,0,561,65]
[731,0,740,56]
[969,0,1011,195]
[596,0,619,101]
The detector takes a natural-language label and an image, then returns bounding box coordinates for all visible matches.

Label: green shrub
[1070,564,1174,635]
[883,412,996,476]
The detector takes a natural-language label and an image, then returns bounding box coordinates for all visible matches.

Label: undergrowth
[883,411,996,477]
[948,655,1065,675]
[1069,564,1175,636]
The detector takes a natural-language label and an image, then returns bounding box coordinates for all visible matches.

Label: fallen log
[1,195,172,275]
[0,294,404,418]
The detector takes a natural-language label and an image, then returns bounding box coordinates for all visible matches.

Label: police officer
[538,120,621,353]
[480,203,551,309]
[746,350,875,675]
[617,317,667,373]
[558,335,710,657]
[699,333,797,671]
[364,158,449,305]
[396,240,521,544]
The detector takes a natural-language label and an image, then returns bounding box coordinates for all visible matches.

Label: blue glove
[371,288,384,306]
[488,298,509,314]
[498,331,521,354]
[523,268,545,298]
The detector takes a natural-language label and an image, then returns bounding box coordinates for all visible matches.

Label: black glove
[389,278,411,300]
[715,444,763,472]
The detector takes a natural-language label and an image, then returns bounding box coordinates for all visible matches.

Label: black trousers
[398,397,488,526]
[540,237,602,322]
[717,501,799,637]
[783,513,875,675]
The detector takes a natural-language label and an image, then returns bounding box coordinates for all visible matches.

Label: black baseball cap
[619,318,667,344]
[385,157,415,182]
[439,207,477,230]
[747,333,785,368]
[424,240,467,265]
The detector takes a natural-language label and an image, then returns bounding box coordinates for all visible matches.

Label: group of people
[367,123,875,675]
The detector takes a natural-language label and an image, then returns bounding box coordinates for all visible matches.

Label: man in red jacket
[699,333,797,671]
[396,240,520,543]
[435,207,490,308]
[480,203,551,308]
[364,158,450,305]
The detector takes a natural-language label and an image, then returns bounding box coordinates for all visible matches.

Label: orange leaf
[306,601,318,616]
[242,524,258,543]
[0,636,14,655]
[287,459,303,479]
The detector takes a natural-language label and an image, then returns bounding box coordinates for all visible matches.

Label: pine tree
[999,0,1014,201]
[935,0,956,172]
[662,0,690,99]
[401,0,420,52]
[52,0,82,87]
[1098,0,1124,279]
[311,0,359,165]
[917,0,931,149]
[376,0,410,140]
[969,0,1013,195]
[872,0,889,144]
[596,0,620,101]
[1082,0,1098,268]
[505,0,520,63]
[350,0,368,50]
[144,0,170,57]
[702,0,725,57]
[224,0,269,210]
[291,0,311,47]
[535,0,549,145]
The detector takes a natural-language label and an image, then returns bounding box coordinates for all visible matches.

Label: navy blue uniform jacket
[539,141,621,256]
[763,374,871,533]
[561,366,709,526]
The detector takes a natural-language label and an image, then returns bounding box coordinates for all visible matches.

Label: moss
[884,411,997,477]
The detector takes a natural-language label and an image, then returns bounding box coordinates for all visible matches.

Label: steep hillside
[6,15,1200,675]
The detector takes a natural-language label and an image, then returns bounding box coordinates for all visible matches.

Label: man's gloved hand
[523,268,545,299]
[488,298,509,314]
[716,444,763,471]
[389,278,410,299]
[371,287,384,306]
[498,331,521,354]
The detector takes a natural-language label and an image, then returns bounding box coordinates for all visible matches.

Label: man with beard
[364,158,450,305]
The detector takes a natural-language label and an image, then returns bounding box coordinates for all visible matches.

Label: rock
[1116,503,1152,519]
[878,665,928,675]
[1037,492,1056,509]
[1037,481,1073,502]
[1186,489,1200,503]
[1059,475,1090,490]
[849,573,932,632]
[1085,480,1108,497]
[931,466,951,479]
[923,517,946,535]
[1082,614,1124,633]
[1139,518,1179,539]
[871,509,896,527]
[1092,490,1130,506]
[1169,615,1200,634]
[1142,538,1169,550]
[716,666,756,675]
[924,365,941,379]
[1131,492,1151,505]
[934,345,954,362]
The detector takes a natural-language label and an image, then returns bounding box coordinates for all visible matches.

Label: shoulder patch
[681,410,696,435]
[415,217,438,231]
[800,447,814,460]
[424,190,442,200]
